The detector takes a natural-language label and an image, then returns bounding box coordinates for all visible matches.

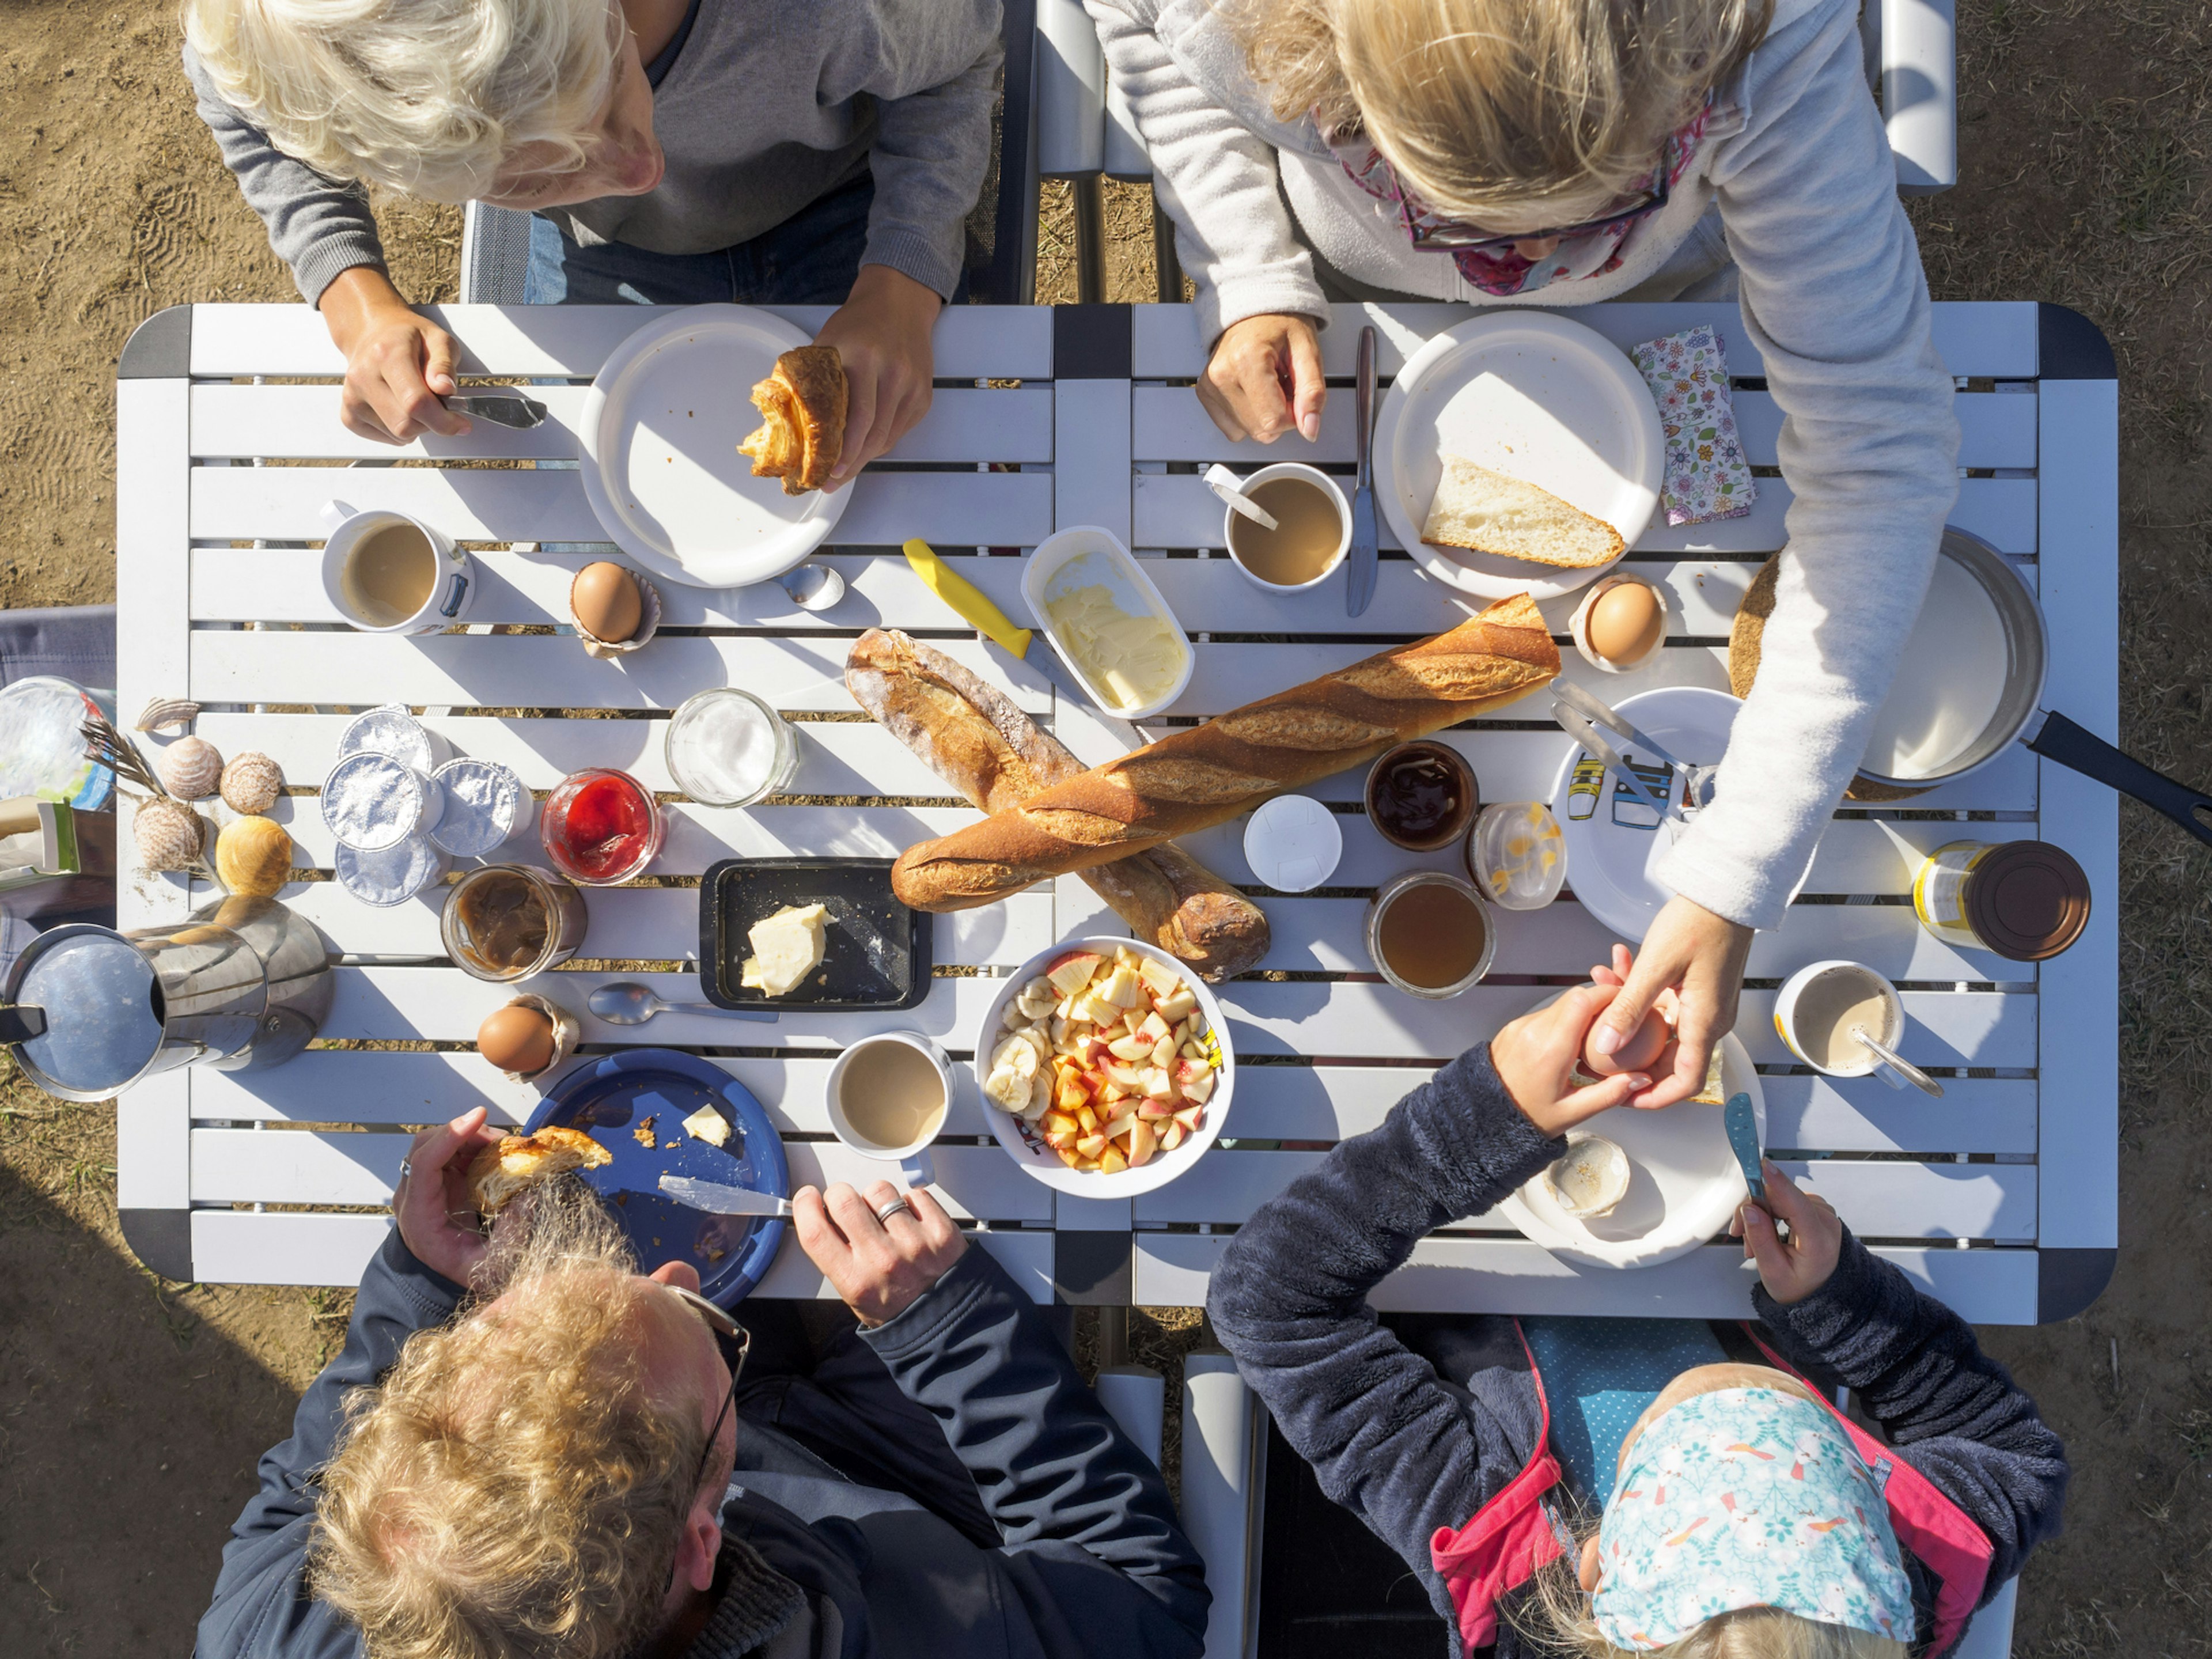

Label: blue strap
[643,0,702,89]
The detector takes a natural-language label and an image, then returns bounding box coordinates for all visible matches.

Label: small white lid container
[337,704,452,773]
[1243,794,1342,892]
[323,750,444,852]
[1021,525,1195,722]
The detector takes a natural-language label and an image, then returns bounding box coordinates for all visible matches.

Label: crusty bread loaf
[846,628,1270,979]
[1421,456,1626,569]
[738,345,847,495]
[466,1126,611,1218]
[891,594,1559,911]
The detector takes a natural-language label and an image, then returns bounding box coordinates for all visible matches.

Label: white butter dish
[1021,526,1195,721]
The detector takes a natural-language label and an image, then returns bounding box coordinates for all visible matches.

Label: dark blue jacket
[197,1233,1208,1659]
[1207,1044,2069,1657]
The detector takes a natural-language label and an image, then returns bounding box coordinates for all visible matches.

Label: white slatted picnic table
[110,298,2118,1325]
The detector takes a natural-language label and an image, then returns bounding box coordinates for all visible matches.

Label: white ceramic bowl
[975,935,1236,1197]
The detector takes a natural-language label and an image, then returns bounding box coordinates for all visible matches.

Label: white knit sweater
[1087,0,1961,930]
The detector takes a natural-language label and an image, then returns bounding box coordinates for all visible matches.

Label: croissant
[738,345,847,495]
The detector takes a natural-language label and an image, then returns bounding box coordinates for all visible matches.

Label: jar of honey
[1910,839,2090,961]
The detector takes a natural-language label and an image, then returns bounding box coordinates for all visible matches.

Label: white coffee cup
[1222,462,1351,594]
[319,499,476,634]
[1773,960,1907,1084]
[825,1031,956,1186]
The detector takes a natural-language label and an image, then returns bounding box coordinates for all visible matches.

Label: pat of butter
[682,1105,732,1146]
[1044,583,1184,711]
[740,902,827,997]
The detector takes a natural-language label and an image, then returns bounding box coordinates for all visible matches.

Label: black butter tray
[698,858,933,1012]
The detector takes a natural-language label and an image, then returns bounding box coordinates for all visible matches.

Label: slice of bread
[1421,456,1626,569]
[467,1126,611,1217]
[738,345,847,495]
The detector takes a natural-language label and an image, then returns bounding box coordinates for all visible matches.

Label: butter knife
[1723,1092,1765,1204]
[1346,325,1379,617]
[658,1175,794,1218]
[442,393,548,429]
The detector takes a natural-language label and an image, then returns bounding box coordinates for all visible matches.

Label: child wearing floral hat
[1209,955,2067,1659]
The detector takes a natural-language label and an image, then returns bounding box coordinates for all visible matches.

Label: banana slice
[990,1035,1039,1081]
[1025,1071,1052,1118]
[983,1065,1030,1112]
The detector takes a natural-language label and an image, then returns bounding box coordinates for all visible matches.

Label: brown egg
[571,561,643,643]
[1584,1007,1672,1078]
[1586,580,1665,666]
[478,1003,557,1076]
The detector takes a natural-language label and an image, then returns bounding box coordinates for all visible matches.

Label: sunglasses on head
[1344,136,1673,258]
[658,1282,749,1493]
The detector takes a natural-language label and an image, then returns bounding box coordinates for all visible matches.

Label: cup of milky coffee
[1223,463,1351,594]
[825,1031,956,1184]
[318,499,476,634]
[1772,960,1906,1080]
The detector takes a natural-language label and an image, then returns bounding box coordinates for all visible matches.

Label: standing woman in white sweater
[1088,0,1960,1102]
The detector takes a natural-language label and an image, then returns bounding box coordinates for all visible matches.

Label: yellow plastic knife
[902,538,1031,658]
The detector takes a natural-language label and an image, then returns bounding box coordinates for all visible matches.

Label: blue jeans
[524,169,877,306]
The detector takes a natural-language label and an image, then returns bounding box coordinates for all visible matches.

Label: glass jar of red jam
[540,767,664,885]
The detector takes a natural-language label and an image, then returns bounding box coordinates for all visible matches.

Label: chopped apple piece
[1107,1032,1155,1062]
[1154,987,1198,1022]
[1097,964,1145,1008]
[1055,1145,1084,1168]
[1137,1097,1179,1118]
[1138,956,1180,998]
[1099,1104,1138,1140]
[1160,1122,1187,1151]
[1139,1010,1172,1044]
[1099,1145,1129,1175]
[1127,1120,1158,1167]
[1142,1066,1176,1100]
[1150,1034,1178,1067]
[1172,1060,1216,1103]
[1172,1105,1204,1131]
[1075,1156,1101,1172]
[1047,951,1104,996]
[1075,1132,1107,1159]
[1077,1104,1100,1134]
[1102,1059,1147,1090]
[1055,1080,1090,1113]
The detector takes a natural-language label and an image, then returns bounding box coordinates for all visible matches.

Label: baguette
[1421,455,1626,569]
[891,593,1559,911]
[846,629,1269,980]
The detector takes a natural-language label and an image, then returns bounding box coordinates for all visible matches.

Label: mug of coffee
[1223,463,1351,594]
[319,499,475,634]
[825,1030,956,1185]
[1772,960,1936,1092]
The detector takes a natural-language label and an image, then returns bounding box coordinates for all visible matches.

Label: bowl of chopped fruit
[975,937,1233,1195]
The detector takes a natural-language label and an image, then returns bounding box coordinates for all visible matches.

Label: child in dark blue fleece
[1208,971,2067,1659]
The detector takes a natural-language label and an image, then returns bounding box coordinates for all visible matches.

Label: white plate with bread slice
[579,305,850,589]
[1491,988,1764,1270]
[1374,312,1662,600]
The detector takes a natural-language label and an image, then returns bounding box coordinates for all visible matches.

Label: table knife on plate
[442,393,548,429]
[658,1175,794,1217]
[1346,325,1379,617]
[1722,1092,1764,1204]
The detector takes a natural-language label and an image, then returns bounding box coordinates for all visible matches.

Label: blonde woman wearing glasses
[1088,0,1960,1104]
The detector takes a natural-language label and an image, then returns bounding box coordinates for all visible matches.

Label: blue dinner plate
[525,1048,789,1306]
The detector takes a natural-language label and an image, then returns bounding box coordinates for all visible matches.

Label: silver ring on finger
[873,1195,914,1226]
[397,1158,413,1181]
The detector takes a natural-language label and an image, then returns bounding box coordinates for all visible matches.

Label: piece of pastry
[1421,455,1626,568]
[466,1126,612,1217]
[738,345,847,495]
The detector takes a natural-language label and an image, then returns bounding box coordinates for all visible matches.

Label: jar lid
[1965,840,2091,960]
[1243,794,1342,892]
[7,925,163,1094]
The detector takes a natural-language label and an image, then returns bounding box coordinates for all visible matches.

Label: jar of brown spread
[1364,742,1477,851]
[1911,839,2090,961]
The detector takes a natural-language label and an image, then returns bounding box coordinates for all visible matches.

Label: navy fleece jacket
[1207,1044,2068,1658]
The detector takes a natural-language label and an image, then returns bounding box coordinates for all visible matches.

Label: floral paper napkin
[1631,326,1756,526]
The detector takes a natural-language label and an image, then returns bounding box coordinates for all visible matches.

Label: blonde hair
[181,0,620,199]
[308,1183,714,1659]
[1230,0,1772,229]
[1518,1542,1911,1659]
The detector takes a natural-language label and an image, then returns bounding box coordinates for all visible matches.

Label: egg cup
[573,567,662,660]
[1569,573,1669,674]
[486,991,581,1086]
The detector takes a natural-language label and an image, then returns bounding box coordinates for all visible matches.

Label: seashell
[135,697,201,733]
[1547,1134,1630,1219]
[215,815,294,897]
[220,751,285,816]
[158,736,225,800]
[576,570,662,660]
[134,796,209,873]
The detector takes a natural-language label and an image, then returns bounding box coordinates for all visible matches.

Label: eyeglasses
[659,1282,749,1495]
[1340,136,1673,260]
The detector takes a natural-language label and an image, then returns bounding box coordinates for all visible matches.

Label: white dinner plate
[1374,312,1662,600]
[578,306,850,589]
[1493,990,1766,1270]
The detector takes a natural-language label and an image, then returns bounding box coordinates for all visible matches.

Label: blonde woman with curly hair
[1206,968,2067,1659]
[183,0,1002,474]
[195,1107,1209,1659]
[1088,0,1964,1101]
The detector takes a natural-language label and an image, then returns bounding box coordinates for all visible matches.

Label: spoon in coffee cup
[1203,464,1281,532]
[1850,1024,1944,1096]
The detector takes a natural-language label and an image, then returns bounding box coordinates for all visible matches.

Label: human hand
[393,1105,504,1286]
[1198,313,1325,444]
[813,263,943,490]
[793,1180,968,1326]
[1586,896,1753,1109]
[320,266,472,446]
[1489,982,1653,1138]
[1731,1162,1842,1304]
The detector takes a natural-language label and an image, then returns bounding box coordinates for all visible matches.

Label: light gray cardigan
[1089,0,1961,930]
[185,0,1002,307]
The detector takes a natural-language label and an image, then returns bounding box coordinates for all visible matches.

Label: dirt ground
[1,1,2209,1653]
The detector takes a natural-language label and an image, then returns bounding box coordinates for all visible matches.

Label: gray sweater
[184,0,1003,306]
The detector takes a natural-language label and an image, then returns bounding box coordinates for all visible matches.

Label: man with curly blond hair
[196,1106,1208,1659]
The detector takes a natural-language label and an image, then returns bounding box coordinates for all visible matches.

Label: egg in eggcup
[476,992,581,1086]
[1569,574,1669,673]
[569,560,662,660]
